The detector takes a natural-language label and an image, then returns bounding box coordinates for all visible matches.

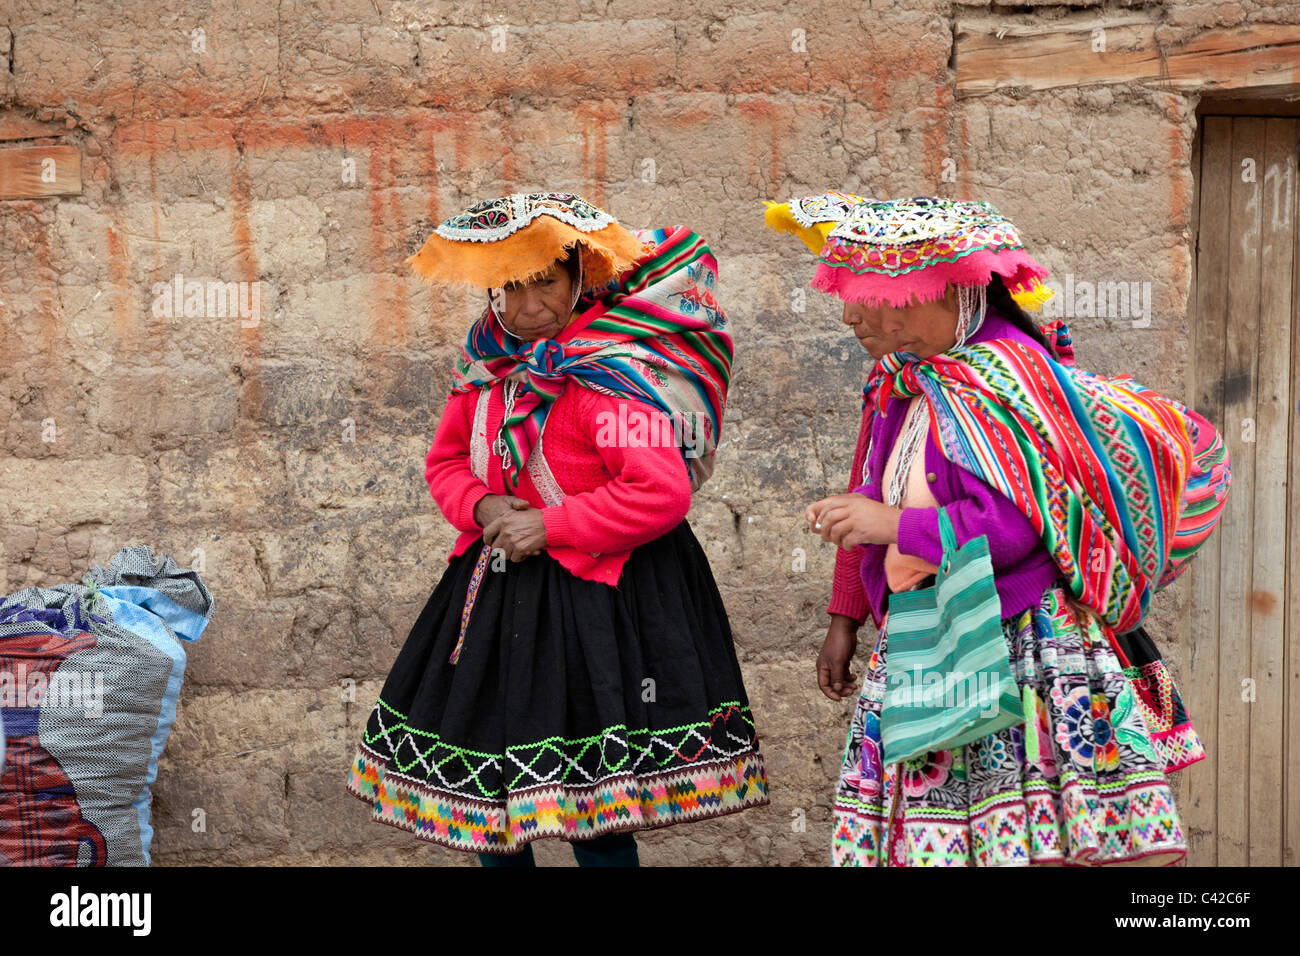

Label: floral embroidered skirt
[346,519,769,855]
[831,580,1201,867]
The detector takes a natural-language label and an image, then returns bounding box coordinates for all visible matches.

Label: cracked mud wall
[2,0,1292,865]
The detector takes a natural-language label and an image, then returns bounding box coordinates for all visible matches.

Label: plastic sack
[0,546,213,866]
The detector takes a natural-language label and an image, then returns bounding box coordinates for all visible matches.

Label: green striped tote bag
[880,505,1023,766]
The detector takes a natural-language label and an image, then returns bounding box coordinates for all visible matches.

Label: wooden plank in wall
[1187,116,1231,865]
[0,113,66,141]
[0,145,82,199]
[955,19,1300,96]
[1217,116,1266,866]
[1248,117,1295,866]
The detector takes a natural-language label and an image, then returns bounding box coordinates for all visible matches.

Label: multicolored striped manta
[864,323,1231,634]
[452,225,733,491]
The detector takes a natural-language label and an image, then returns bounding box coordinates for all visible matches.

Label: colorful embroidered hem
[833,771,1184,868]
[1149,724,1206,774]
[1123,661,1207,773]
[347,747,768,853]
[831,583,1189,867]
[347,700,770,853]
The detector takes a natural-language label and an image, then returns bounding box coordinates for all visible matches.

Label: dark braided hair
[984,273,1053,352]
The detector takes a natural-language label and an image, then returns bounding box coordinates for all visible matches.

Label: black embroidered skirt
[346,519,769,854]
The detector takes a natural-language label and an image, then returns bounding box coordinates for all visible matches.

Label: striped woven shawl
[452,225,733,491]
[864,332,1231,633]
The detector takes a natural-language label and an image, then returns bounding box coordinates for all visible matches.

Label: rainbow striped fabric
[452,225,733,491]
[864,329,1231,634]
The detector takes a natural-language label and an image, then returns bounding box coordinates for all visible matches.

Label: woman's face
[495,260,575,341]
[841,284,961,359]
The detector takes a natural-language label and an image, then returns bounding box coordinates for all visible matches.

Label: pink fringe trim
[811,247,1050,308]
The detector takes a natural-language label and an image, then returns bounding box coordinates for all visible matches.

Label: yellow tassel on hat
[763,201,839,256]
[1009,279,1055,312]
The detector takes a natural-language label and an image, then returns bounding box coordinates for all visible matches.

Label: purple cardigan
[834,309,1061,627]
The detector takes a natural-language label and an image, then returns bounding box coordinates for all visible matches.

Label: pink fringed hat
[768,194,1054,311]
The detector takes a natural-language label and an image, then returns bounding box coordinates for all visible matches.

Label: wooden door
[1185,114,1298,865]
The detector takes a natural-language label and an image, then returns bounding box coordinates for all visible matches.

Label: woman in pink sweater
[346,194,768,866]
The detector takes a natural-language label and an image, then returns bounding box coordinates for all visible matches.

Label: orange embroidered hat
[406,192,651,293]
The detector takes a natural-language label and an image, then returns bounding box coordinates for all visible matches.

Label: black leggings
[477,831,639,868]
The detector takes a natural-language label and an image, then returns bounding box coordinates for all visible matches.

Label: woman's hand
[482,508,548,561]
[474,494,530,529]
[817,614,860,701]
[805,493,901,548]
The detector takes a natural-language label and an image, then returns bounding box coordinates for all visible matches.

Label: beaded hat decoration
[765,194,1054,311]
[405,192,652,292]
[762,190,873,255]
[814,196,1053,310]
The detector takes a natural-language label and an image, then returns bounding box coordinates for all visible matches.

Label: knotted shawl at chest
[451,225,733,491]
[862,331,1231,633]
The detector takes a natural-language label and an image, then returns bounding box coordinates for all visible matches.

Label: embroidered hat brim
[405,192,652,292]
[813,245,1053,310]
[766,193,1055,311]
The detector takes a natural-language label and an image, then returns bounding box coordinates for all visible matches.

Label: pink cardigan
[424,312,694,587]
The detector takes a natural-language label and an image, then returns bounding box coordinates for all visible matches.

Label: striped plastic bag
[880,506,1022,766]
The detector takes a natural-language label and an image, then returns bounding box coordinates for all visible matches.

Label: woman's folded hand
[482,508,548,561]
[473,494,530,529]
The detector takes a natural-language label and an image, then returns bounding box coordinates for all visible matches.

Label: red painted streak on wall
[103,202,133,342]
[921,86,953,191]
[367,129,392,348]
[582,123,605,206]
[863,61,897,194]
[228,140,263,420]
[863,51,901,117]
[418,120,442,336]
[420,122,441,226]
[453,121,469,180]
[651,106,718,128]
[135,91,176,470]
[579,104,619,206]
[146,123,166,353]
[386,139,410,344]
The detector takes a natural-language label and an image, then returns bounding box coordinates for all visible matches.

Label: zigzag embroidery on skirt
[347,701,768,853]
[831,584,1189,867]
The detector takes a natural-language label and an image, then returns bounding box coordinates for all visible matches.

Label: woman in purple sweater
[766,195,1207,867]
[825,292,1061,632]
